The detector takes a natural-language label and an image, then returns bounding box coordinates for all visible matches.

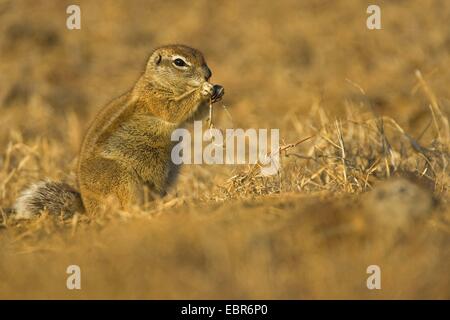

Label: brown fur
[14,45,224,217]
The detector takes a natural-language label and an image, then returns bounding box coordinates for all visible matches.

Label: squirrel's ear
[147,52,162,68]
[152,53,162,65]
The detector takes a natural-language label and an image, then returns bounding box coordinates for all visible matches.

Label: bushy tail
[13,180,85,219]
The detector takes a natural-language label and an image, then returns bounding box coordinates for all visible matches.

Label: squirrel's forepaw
[201,82,214,98]
[201,82,225,103]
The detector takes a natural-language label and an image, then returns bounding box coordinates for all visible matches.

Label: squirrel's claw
[211,84,224,103]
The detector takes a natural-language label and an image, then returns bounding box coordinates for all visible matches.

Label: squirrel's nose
[203,66,212,81]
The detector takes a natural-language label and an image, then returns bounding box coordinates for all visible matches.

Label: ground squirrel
[13,44,224,218]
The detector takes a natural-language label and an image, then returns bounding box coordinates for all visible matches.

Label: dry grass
[0,0,449,299]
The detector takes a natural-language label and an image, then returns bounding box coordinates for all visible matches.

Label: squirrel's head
[144,44,212,94]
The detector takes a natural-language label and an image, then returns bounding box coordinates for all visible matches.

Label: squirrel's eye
[173,58,187,67]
